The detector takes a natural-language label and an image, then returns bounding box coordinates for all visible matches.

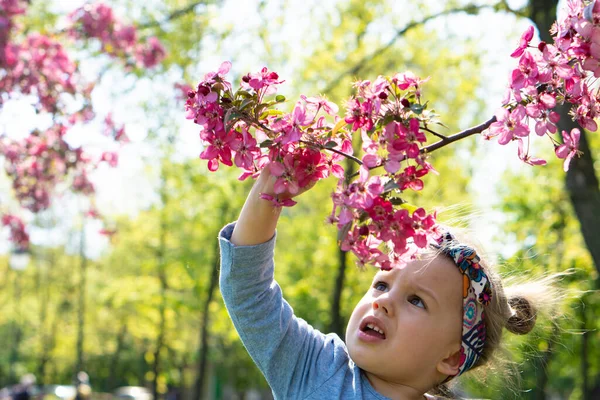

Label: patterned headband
[433,231,493,377]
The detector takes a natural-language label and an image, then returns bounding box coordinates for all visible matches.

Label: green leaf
[337,221,352,243]
[275,95,286,103]
[410,103,425,115]
[331,119,347,136]
[224,109,243,127]
[383,180,399,193]
[239,98,255,111]
[389,197,406,206]
[324,141,338,149]
[236,90,254,99]
[259,139,274,148]
[258,109,286,120]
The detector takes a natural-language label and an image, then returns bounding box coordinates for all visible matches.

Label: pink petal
[497,129,513,145]
[218,61,232,75]
[273,179,286,194]
[494,107,510,122]
[570,128,581,147]
[200,145,219,160]
[331,164,345,179]
[207,159,219,171]
[269,162,285,176]
[563,152,575,172]
[555,144,569,159]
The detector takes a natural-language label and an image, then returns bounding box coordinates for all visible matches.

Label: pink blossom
[555,128,581,171]
[296,148,328,187]
[301,95,339,115]
[511,52,539,90]
[397,165,428,191]
[231,130,260,170]
[135,37,166,68]
[517,139,547,166]
[485,106,529,145]
[344,98,375,131]
[534,110,560,136]
[203,61,232,86]
[100,152,119,167]
[403,208,436,248]
[1,214,29,250]
[269,155,299,195]
[365,197,393,221]
[260,193,297,208]
[511,26,535,58]
[241,66,283,94]
[392,71,427,91]
[199,128,235,171]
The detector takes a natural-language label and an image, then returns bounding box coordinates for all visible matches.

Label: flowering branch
[299,140,363,166]
[185,0,600,270]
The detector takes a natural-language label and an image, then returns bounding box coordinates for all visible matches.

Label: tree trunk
[38,313,59,385]
[581,295,589,400]
[328,158,355,337]
[36,249,54,384]
[9,273,22,383]
[108,321,128,390]
[329,248,348,337]
[76,216,88,374]
[152,177,169,400]
[193,236,222,400]
[529,0,600,273]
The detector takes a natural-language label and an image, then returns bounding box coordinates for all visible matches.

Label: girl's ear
[436,349,461,377]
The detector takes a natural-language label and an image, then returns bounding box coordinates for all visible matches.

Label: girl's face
[346,254,464,391]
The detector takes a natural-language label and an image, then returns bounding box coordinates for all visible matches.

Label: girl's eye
[408,295,426,309]
[373,281,388,292]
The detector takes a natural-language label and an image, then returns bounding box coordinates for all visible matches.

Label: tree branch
[299,140,363,165]
[422,116,496,154]
[421,126,448,141]
[347,116,497,178]
[323,2,521,94]
[137,1,214,30]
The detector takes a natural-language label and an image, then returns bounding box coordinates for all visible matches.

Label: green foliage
[9,0,599,398]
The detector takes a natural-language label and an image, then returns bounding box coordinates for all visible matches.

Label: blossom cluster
[0,125,119,213]
[185,62,441,269]
[186,0,600,269]
[0,0,27,66]
[68,2,166,68]
[1,214,29,251]
[484,0,600,171]
[0,2,147,250]
[0,34,78,113]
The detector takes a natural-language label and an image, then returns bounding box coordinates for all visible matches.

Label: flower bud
[538,41,547,52]
[401,98,410,108]
[358,225,370,236]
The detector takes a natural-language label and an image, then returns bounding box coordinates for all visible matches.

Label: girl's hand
[230,166,315,246]
[254,167,316,200]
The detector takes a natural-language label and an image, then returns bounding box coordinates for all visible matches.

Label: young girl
[219,169,545,399]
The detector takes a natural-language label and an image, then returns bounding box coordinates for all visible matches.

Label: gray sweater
[219,222,438,400]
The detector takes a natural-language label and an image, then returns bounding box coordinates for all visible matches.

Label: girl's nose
[373,299,390,315]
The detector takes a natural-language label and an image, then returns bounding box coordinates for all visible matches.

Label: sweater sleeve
[218,222,350,399]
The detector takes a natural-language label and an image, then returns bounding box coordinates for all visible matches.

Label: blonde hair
[425,227,567,398]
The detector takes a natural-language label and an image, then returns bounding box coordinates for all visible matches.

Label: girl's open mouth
[358,318,386,341]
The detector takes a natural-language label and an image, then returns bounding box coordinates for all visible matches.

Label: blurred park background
[0,0,599,399]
